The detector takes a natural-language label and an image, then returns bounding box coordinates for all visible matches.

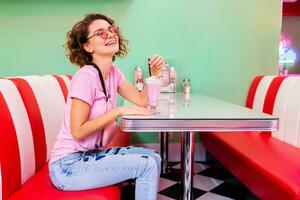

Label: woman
[49,13,165,200]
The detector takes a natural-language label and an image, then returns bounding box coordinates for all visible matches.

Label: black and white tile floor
[121,160,259,200]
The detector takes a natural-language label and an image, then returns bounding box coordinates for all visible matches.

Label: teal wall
[0,0,282,143]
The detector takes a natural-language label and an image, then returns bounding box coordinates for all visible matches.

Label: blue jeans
[49,146,161,200]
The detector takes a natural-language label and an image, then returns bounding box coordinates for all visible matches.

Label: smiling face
[65,13,128,67]
[84,19,119,59]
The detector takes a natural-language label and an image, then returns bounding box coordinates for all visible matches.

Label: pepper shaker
[181,79,190,94]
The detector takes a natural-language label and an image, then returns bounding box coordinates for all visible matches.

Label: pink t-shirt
[49,64,125,163]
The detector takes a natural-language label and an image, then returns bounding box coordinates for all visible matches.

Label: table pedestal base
[160,132,169,174]
[181,132,195,200]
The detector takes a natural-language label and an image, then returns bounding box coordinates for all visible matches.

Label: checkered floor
[121,160,258,200]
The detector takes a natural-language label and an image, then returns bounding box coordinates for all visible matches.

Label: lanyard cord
[74,63,111,152]
[91,63,109,102]
[91,63,110,149]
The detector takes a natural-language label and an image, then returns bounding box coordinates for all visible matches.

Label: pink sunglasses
[87,25,119,40]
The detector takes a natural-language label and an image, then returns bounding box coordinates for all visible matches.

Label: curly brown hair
[65,13,128,67]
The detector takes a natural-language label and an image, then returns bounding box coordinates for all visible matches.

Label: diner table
[121,93,278,200]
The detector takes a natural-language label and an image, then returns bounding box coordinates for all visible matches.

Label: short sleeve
[115,66,126,87]
[69,72,94,106]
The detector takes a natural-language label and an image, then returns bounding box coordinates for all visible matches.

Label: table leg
[160,132,169,174]
[181,132,195,200]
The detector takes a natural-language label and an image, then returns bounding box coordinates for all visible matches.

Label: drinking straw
[148,58,151,77]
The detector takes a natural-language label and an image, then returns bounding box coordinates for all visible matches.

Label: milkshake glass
[145,77,161,109]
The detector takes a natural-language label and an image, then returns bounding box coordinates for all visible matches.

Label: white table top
[121,93,278,132]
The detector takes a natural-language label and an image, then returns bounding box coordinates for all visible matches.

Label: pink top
[49,64,125,163]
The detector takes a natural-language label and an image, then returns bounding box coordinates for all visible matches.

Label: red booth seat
[0,75,129,200]
[9,165,120,200]
[202,76,300,200]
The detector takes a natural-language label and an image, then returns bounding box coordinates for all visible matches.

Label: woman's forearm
[118,80,148,108]
[72,107,122,141]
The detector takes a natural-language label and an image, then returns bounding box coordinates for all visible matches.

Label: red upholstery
[8,165,121,200]
[245,75,264,109]
[52,75,69,102]
[202,75,300,200]
[202,132,300,200]
[0,91,21,199]
[9,78,47,172]
[262,76,285,115]
[1,75,128,200]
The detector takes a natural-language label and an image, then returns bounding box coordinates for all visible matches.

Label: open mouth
[105,40,117,46]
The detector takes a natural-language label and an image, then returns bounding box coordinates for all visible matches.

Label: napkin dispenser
[159,63,177,93]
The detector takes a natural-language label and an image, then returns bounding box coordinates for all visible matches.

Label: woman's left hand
[148,54,165,77]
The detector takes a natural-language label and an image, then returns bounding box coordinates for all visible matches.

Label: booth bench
[202,75,300,200]
[0,75,129,200]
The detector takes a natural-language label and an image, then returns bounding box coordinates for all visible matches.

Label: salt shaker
[181,79,190,94]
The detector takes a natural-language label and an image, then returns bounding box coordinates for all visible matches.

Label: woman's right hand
[119,105,155,115]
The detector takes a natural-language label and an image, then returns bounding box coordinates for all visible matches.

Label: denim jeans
[49,146,161,200]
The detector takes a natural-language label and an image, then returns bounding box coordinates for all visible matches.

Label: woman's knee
[145,156,159,173]
[148,149,162,164]
[143,148,161,165]
[124,146,161,168]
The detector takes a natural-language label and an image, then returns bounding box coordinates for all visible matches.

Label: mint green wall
[0,0,281,143]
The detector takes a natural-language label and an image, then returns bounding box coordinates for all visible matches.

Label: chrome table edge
[121,119,278,132]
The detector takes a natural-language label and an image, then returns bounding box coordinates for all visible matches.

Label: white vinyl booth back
[251,76,300,147]
[0,75,70,199]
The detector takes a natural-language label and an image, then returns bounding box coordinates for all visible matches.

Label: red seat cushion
[8,165,121,200]
[202,132,300,200]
